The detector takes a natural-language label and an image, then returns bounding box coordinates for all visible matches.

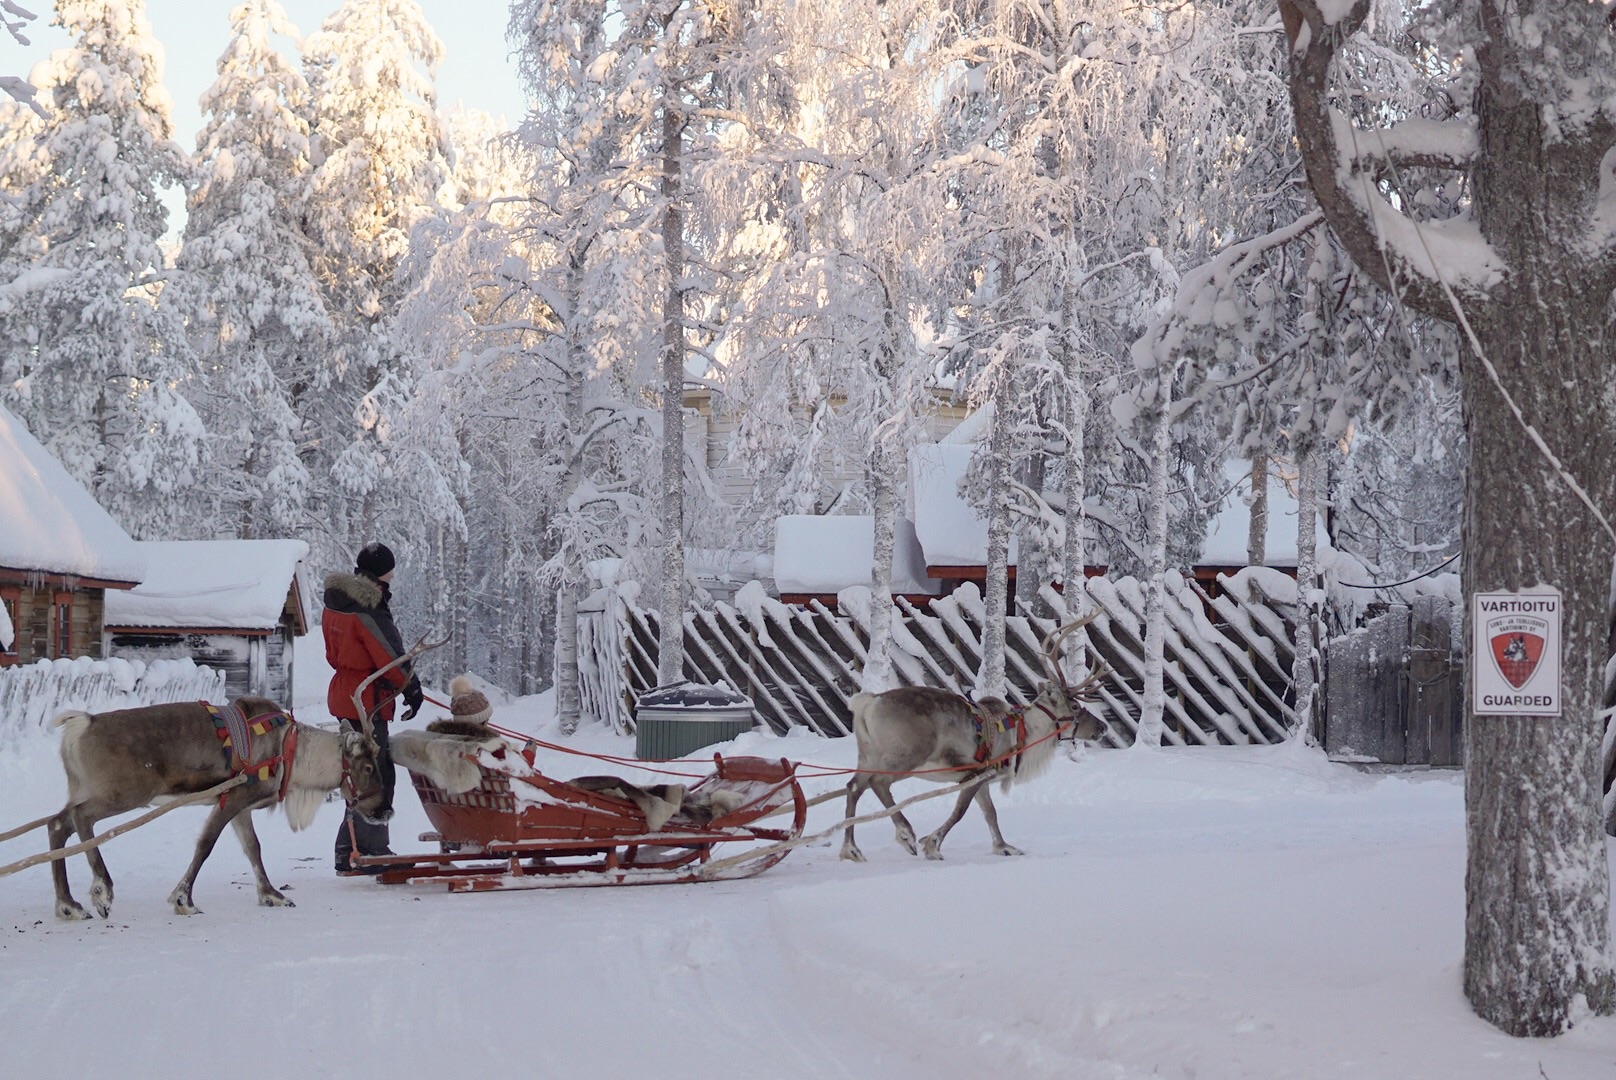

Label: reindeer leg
[869,779,919,855]
[974,783,1023,856]
[921,778,989,860]
[231,809,293,908]
[68,802,117,918]
[840,778,868,862]
[47,808,90,921]
[168,787,259,915]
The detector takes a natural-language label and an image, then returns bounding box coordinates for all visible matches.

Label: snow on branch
[1131,212,1325,372]
[1283,0,1497,318]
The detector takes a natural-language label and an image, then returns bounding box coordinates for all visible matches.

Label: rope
[696,775,979,879]
[0,774,250,881]
[479,718,1066,783]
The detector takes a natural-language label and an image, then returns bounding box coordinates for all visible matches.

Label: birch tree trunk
[979,394,1014,699]
[1136,373,1175,748]
[1247,450,1268,568]
[555,262,588,732]
[1059,312,1091,677]
[1289,439,1317,742]
[862,441,898,693]
[656,92,687,688]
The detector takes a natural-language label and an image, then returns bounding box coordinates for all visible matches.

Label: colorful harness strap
[972,708,1027,767]
[205,702,292,785]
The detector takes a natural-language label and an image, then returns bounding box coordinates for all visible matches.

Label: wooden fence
[579,569,1301,747]
[0,656,226,750]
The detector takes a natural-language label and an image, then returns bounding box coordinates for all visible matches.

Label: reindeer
[841,613,1107,862]
[46,697,386,920]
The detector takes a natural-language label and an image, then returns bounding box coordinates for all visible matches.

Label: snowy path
[3,718,1614,1080]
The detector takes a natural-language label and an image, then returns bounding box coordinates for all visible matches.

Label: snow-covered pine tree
[164,0,328,540]
[0,0,200,536]
[301,0,450,567]
[1283,0,1616,1034]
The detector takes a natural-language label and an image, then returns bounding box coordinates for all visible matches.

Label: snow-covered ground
[2,646,1614,1079]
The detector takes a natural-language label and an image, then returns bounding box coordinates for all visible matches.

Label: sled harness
[204,703,298,803]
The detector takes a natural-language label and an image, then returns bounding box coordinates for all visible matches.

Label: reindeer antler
[1040,611,1105,688]
[352,632,450,738]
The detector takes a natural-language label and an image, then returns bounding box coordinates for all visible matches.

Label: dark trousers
[334,716,395,868]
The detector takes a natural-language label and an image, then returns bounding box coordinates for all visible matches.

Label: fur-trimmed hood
[324,571,384,613]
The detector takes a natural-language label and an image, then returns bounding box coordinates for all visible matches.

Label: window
[53,592,72,659]
[0,589,17,661]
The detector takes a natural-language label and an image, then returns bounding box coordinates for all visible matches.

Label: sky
[1,0,528,152]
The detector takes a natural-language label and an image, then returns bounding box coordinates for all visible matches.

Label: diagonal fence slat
[578,576,1298,745]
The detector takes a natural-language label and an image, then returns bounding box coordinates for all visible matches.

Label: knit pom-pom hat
[448,675,493,726]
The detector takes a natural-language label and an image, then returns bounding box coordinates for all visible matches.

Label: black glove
[401,678,424,722]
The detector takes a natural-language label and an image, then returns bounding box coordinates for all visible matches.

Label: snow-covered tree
[2,0,43,114]
[300,0,450,562]
[1283,0,1616,1034]
[163,0,328,539]
[0,0,199,535]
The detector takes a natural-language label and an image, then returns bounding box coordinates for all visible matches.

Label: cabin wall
[0,582,106,665]
[103,622,297,705]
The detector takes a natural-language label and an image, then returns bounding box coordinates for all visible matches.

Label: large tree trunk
[1460,296,1616,1034]
[656,95,687,687]
[1281,0,1616,1034]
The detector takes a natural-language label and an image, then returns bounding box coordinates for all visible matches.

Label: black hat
[356,542,396,578]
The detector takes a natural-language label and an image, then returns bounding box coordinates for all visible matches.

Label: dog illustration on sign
[1490,627,1545,689]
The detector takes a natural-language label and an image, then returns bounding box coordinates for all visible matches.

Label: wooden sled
[350,738,806,891]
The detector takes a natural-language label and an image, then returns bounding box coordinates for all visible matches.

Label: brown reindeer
[47,697,385,920]
[841,615,1107,862]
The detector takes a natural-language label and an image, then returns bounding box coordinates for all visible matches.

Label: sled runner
[351,733,806,891]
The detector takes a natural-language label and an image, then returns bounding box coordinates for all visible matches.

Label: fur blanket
[390,729,503,794]
[568,776,748,830]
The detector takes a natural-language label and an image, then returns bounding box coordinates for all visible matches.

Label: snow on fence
[580,570,1300,745]
[0,657,227,750]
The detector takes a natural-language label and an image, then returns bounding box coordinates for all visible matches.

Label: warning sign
[1472,589,1561,716]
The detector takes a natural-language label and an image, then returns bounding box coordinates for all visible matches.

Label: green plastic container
[634,682,757,760]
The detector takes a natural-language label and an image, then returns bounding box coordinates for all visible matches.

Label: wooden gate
[1323,596,1464,766]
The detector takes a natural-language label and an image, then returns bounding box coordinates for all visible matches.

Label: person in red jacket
[324,542,423,872]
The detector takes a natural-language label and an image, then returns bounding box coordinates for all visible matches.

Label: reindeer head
[1038,609,1110,743]
[339,729,390,823]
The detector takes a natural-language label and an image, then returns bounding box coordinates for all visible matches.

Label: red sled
[348,734,806,891]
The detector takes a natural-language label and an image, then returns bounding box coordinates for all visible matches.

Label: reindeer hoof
[922,838,945,860]
[56,900,92,922]
[90,880,113,918]
[168,886,201,915]
[896,832,918,856]
[839,843,866,863]
[992,843,1025,857]
[259,891,295,908]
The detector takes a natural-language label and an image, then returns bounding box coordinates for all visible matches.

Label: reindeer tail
[848,692,876,743]
[52,711,93,789]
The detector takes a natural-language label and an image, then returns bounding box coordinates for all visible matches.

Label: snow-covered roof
[907,443,1019,568]
[103,539,311,633]
[773,515,941,596]
[0,404,145,585]
[1200,460,1327,568]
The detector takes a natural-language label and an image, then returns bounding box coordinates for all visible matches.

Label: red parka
[323,571,415,724]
